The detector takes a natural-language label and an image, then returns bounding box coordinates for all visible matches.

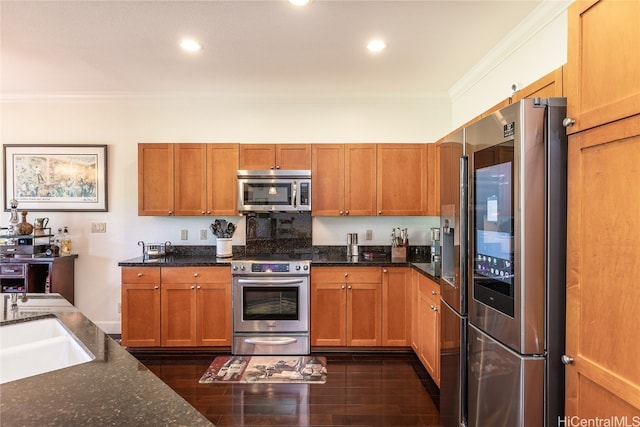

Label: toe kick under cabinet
[121,266,231,348]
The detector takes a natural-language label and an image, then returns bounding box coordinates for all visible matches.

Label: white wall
[0,0,571,333]
[449,1,570,128]
[1,98,446,333]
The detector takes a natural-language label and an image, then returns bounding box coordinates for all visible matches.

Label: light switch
[181,229,188,240]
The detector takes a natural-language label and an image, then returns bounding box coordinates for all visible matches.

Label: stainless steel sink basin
[0,316,95,384]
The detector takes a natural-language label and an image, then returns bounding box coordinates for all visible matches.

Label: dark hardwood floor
[133,351,441,426]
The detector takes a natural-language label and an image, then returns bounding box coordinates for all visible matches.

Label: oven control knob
[303,265,309,271]
[232,265,237,271]
[296,265,301,271]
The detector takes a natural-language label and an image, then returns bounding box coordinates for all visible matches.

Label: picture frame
[3,144,108,212]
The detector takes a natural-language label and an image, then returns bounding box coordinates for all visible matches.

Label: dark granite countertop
[0,294,213,426]
[118,246,440,283]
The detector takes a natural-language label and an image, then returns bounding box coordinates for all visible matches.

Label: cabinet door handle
[561,355,574,365]
[154,286,159,290]
[562,117,575,127]
[431,290,437,295]
[348,285,352,290]
[378,211,382,215]
[137,273,143,277]
[383,269,388,273]
[345,211,349,215]
[344,273,348,278]
[168,211,173,215]
[193,273,199,277]
[339,211,344,215]
[191,286,195,290]
[197,286,201,290]
[341,285,346,290]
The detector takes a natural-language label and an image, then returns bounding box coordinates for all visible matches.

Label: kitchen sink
[0,316,95,384]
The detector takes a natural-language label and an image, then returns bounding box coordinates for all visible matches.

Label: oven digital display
[251,263,290,273]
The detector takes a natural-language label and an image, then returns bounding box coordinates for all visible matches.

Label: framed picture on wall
[3,144,108,212]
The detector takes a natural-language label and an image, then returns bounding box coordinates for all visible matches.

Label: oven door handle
[236,278,305,285]
[245,337,298,346]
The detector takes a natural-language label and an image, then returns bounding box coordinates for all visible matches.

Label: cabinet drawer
[419,274,440,304]
[312,267,381,283]
[121,267,161,284]
[161,266,229,283]
[0,263,26,278]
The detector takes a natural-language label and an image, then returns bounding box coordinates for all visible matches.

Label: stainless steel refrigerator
[465,98,567,426]
[439,128,468,427]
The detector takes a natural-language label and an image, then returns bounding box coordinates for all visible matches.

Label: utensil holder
[392,246,407,262]
[216,238,233,258]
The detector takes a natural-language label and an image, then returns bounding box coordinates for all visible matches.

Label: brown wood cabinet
[511,66,563,103]
[376,144,429,216]
[564,0,640,417]
[381,267,411,346]
[311,144,377,216]
[160,267,231,347]
[565,115,640,416]
[311,267,381,347]
[138,143,238,216]
[0,256,76,304]
[565,0,640,134]
[207,144,240,216]
[239,144,311,170]
[121,267,161,347]
[121,266,231,348]
[427,143,440,216]
[416,272,440,386]
[138,143,174,216]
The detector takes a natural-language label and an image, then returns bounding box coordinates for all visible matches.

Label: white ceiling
[1,0,544,100]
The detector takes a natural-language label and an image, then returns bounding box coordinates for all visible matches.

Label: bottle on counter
[60,226,72,256]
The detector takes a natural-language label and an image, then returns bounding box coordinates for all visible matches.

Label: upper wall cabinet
[239,144,311,170]
[511,66,564,103]
[565,0,640,134]
[138,143,238,216]
[311,144,377,216]
[138,144,175,216]
[376,144,429,216]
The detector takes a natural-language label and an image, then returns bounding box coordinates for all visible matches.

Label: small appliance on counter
[347,233,359,259]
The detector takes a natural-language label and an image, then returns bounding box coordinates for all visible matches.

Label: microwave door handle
[293,180,297,208]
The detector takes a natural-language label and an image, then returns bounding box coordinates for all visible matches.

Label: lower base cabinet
[121,266,231,348]
[411,269,441,386]
[311,267,382,347]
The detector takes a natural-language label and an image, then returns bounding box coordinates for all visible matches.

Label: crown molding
[448,0,572,101]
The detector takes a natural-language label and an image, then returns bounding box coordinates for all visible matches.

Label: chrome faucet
[8,292,28,310]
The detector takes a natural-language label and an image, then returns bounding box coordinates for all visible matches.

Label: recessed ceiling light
[289,0,312,6]
[180,38,203,53]
[367,39,387,53]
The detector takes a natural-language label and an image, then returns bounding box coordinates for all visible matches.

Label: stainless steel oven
[231,260,310,355]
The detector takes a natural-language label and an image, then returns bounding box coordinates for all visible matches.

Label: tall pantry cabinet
[564,0,640,418]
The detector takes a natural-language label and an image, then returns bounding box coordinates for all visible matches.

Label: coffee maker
[430,227,441,274]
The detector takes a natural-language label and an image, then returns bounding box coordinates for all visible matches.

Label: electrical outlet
[180,229,188,240]
[366,229,373,240]
[200,229,207,240]
[91,222,107,233]
[118,303,121,314]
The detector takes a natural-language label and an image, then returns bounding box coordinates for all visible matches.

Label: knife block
[392,246,407,262]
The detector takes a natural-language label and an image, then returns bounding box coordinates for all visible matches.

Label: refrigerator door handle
[460,154,469,312]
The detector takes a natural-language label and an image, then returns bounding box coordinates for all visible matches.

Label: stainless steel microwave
[237,170,311,213]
